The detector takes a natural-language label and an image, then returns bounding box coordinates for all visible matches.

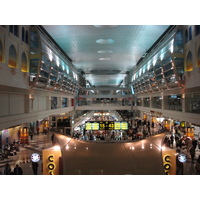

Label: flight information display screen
[85,121,128,130]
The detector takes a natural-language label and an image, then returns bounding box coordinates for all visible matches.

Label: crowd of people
[163,126,200,175]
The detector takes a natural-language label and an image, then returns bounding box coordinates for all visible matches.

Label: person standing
[36,127,40,135]
[32,161,39,175]
[189,146,196,163]
[4,163,11,175]
[195,155,200,175]
[192,138,198,150]
[176,155,184,175]
[170,134,174,147]
[13,164,23,175]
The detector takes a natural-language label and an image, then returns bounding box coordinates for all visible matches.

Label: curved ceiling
[42,25,170,87]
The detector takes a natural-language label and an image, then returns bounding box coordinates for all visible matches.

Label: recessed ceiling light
[99,58,111,61]
[94,25,118,28]
[98,50,113,54]
[96,39,114,44]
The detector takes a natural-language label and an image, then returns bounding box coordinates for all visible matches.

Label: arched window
[25,30,28,44]
[14,25,19,37]
[22,27,25,42]
[21,52,28,72]
[185,29,189,43]
[195,25,200,36]
[9,25,19,37]
[186,51,193,71]
[197,47,200,67]
[8,45,17,68]
[189,26,192,41]
[0,40,3,62]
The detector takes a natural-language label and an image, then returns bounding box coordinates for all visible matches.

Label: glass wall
[132,28,184,94]
[164,95,182,111]
[185,93,200,114]
[29,27,79,94]
[152,97,162,109]
[62,98,68,108]
[136,98,142,106]
[51,97,58,109]
[143,97,150,107]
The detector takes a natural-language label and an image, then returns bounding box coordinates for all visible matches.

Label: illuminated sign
[163,154,171,175]
[114,122,121,130]
[178,153,187,163]
[121,122,128,130]
[92,122,99,130]
[85,121,128,130]
[31,153,40,163]
[47,154,56,175]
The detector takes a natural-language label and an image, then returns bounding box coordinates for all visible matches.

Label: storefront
[0,126,21,147]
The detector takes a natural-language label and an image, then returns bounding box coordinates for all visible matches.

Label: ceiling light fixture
[99,58,111,61]
[98,50,113,54]
[94,25,118,28]
[96,39,114,44]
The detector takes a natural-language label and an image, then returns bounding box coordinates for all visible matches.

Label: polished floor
[0,131,199,175]
[0,133,52,175]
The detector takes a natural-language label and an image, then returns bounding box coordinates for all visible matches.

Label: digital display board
[114,122,121,130]
[92,122,99,130]
[85,121,128,130]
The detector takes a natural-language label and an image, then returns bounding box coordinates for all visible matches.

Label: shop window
[198,47,200,67]
[25,30,28,44]
[195,25,200,36]
[186,51,193,71]
[8,45,17,68]
[22,27,25,42]
[185,29,188,43]
[189,26,192,41]
[0,40,3,62]
[21,52,28,72]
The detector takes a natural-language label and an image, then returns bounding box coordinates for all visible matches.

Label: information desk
[85,121,128,130]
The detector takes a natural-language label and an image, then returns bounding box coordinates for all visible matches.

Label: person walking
[4,163,11,175]
[32,161,39,175]
[170,134,174,147]
[192,138,198,150]
[176,155,184,175]
[189,146,196,163]
[13,164,23,175]
[195,155,200,175]
[36,127,40,135]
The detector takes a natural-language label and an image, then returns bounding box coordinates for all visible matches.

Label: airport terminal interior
[1,24,200,176]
